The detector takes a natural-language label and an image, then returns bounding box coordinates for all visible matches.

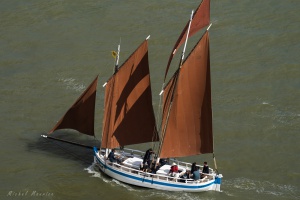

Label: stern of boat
[211,174,223,192]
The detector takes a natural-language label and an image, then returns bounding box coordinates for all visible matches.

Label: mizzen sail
[101,39,158,149]
[160,31,213,158]
[49,76,98,136]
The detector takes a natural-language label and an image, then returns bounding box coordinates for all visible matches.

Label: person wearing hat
[169,162,179,177]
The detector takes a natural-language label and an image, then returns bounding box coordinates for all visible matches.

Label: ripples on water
[224,178,299,200]
[58,77,86,92]
[1,0,299,199]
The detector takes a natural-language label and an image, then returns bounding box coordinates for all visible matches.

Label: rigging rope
[42,136,96,165]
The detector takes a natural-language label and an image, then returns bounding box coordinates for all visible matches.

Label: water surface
[0,0,299,199]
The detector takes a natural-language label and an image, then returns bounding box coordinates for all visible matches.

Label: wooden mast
[156,10,194,163]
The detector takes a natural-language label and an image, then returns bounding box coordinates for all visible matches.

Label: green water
[0,0,299,199]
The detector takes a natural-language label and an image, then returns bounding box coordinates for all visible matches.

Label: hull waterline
[93,147,222,192]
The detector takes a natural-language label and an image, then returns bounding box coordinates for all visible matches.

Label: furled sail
[49,76,98,136]
[164,0,210,81]
[101,39,158,149]
[160,31,213,158]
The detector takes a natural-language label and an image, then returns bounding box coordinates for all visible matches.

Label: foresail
[160,31,213,158]
[49,76,98,136]
[101,39,158,149]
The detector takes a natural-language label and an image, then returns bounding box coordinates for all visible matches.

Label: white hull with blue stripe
[93,147,222,192]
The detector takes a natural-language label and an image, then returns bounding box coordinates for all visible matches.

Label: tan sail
[49,76,98,136]
[160,31,213,158]
[101,39,158,149]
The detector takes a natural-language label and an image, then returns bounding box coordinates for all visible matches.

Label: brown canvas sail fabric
[164,0,210,81]
[160,31,213,158]
[49,76,98,136]
[101,39,158,149]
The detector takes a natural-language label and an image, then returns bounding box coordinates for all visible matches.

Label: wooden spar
[156,10,194,163]
[207,23,212,31]
[103,41,122,154]
[104,39,122,87]
[159,10,194,96]
[114,39,121,72]
[41,134,99,150]
[180,10,194,66]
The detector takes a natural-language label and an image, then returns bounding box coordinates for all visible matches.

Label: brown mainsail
[49,76,98,136]
[160,31,213,158]
[101,39,158,149]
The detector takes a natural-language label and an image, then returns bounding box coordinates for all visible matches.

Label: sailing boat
[44,0,223,192]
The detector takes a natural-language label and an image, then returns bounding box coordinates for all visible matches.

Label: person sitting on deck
[179,170,190,182]
[169,162,179,177]
[159,158,168,166]
[191,166,200,180]
[201,161,209,178]
[108,149,121,164]
[191,162,197,174]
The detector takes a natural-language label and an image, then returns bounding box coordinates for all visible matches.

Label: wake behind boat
[44,0,223,192]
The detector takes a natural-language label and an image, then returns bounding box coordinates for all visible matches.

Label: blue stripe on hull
[93,148,221,190]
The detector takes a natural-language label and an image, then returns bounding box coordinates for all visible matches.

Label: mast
[179,10,194,66]
[156,10,194,161]
[101,36,158,149]
[103,42,122,155]
[114,39,121,72]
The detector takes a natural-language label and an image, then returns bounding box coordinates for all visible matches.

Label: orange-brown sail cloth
[101,39,158,149]
[160,31,213,158]
[164,0,210,81]
[49,76,98,136]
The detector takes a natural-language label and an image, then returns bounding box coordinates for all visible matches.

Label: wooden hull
[93,147,222,192]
